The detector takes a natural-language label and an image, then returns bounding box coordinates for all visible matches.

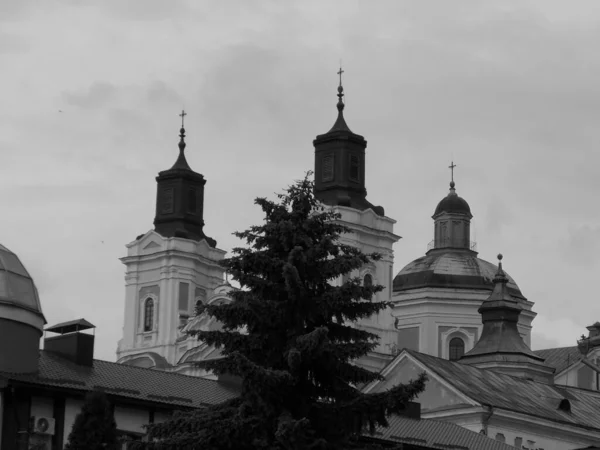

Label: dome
[0,244,44,316]
[433,190,471,217]
[0,243,45,373]
[393,250,526,300]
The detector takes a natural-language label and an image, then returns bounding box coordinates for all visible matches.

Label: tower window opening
[188,188,197,214]
[144,298,154,332]
[449,337,465,361]
[364,273,373,288]
[349,154,360,181]
[162,188,174,214]
[322,155,334,182]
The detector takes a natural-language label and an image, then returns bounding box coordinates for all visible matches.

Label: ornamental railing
[427,239,477,252]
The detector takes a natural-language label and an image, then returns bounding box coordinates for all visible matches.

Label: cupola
[313,68,384,216]
[430,162,475,253]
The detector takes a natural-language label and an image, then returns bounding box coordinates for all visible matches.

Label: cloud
[559,225,600,267]
[62,82,118,109]
[531,315,587,350]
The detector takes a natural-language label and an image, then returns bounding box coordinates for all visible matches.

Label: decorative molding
[439,326,476,360]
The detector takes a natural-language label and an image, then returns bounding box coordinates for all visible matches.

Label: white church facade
[115,81,600,449]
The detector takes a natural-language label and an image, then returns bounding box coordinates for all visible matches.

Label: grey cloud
[63,82,118,109]
[90,0,191,21]
[530,332,561,351]
[0,31,29,54]
[559,225,600,267]
[147,81,183,107]
[484,195,514,236]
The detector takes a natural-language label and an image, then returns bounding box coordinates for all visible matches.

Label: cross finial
[337,66,344,87]
[449,161,457,183]
[179,109,187,128]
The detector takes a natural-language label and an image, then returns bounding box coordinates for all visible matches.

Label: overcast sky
[2,0,600,361]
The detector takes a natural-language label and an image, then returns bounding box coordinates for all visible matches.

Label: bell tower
[117,113,226,372]
[313,69,400,372]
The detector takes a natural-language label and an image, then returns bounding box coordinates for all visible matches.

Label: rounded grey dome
[0,244,44,316]
[393,250,525,300]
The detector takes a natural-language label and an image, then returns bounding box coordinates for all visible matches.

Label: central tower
[313,70,400,372]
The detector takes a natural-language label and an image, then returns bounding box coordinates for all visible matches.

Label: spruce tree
[139,174,426,450]
[65,390,118,450]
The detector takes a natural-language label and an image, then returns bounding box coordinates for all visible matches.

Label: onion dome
[0,244,45,373]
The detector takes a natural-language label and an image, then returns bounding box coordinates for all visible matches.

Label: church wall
[373,358,471,411]
[396,326,419,352]
[118,233,227,366]
[485,417,597,450]
[335,207,398,356]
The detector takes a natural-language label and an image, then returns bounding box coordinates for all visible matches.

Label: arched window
[363,273,373,288]
[449,337,465,361]
[144,298,154,332]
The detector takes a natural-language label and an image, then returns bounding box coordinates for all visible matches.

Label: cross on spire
[179,109,187,128]
[449,161,457,183]
[337,66,344,87]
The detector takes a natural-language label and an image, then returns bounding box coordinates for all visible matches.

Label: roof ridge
[534,345,579,351]
[41,350,225,384]
[407,349,550,387]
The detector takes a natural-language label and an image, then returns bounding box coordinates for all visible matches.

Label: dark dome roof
[433,183,471,217]
[434,194,471,216]
[393,250,525,300]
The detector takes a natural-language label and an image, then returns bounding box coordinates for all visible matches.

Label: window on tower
[188,188,197,214]
[449,337,465,361]
[349,154,360,182]
[143,298,154,332]
[322,155,334,182]
[162,188,174,214]
[363,273,373,288]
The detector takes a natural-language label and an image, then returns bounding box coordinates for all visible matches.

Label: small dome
[434,192,471,217]
[0,244,44,316]
[393,250,525,300]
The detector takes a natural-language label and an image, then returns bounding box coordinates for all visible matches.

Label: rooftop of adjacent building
[374,348,600,435]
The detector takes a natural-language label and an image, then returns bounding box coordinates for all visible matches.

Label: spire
[460,254,554,382]
[327,66,352,133]
[170,110,192,171]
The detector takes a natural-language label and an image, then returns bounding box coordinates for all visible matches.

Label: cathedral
[115,77,600,449]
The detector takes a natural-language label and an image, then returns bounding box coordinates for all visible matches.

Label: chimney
[44,319,95,366]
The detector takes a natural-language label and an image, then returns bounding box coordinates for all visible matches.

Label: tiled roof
[408,350,600,432]
[535,346,582,374]
[370,416,516,450]
[0,351,239,409]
